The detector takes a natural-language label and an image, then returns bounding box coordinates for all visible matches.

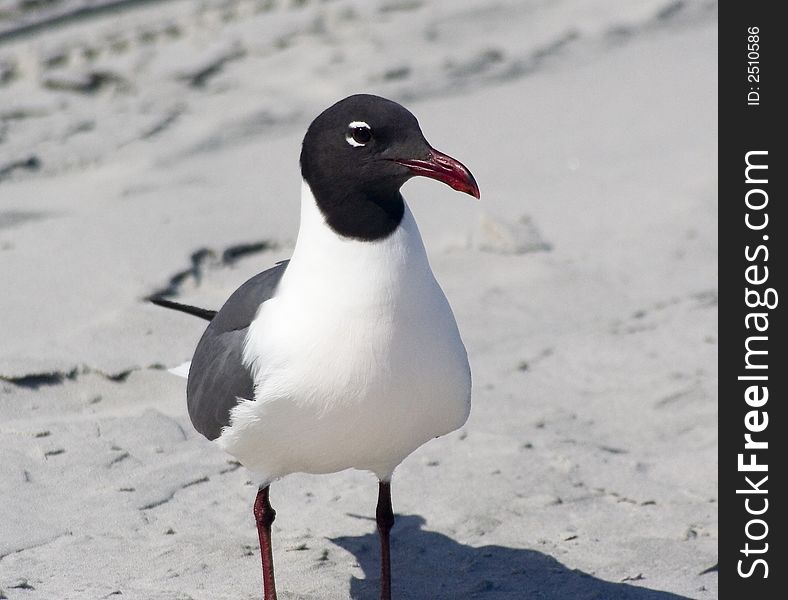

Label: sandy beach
[1,1,717,598]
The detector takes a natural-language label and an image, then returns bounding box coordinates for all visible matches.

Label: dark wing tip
[149,296,217,321]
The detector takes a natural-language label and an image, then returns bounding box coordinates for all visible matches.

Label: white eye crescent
[346,121,372,147]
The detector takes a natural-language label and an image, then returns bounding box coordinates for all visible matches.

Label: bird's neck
[284,181,431,293]
[304,174,405,241]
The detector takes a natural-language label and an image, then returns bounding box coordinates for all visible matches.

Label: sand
[1,1,717,598]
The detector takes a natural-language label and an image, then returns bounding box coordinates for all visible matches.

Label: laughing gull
[152,94,479,600]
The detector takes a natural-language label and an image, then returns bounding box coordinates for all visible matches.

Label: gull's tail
[168,361,191,379]
[149,297,217,321]
[149,297,214,379]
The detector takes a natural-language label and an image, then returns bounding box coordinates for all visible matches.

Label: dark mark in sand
[1,364,167,389]
[148,240,276,299]
[0,156,41,180]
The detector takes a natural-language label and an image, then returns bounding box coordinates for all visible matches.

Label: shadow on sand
[331,515,692,600]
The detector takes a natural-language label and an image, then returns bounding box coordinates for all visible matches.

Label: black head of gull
[300,93,479,241]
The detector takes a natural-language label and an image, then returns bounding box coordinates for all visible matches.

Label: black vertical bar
[719,2,784,598]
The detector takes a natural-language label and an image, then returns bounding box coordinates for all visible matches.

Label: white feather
[168,361,191,379]
[217,181,471,483]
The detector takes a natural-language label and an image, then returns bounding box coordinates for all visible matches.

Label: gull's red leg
[376,481,395,600]
[253,485,278,600]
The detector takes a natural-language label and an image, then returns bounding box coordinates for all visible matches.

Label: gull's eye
[346,121,372,147]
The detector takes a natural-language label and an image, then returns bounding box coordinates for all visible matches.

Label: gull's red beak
[393,147,480,199]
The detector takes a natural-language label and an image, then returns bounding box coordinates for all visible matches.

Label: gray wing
[186,260,288,440]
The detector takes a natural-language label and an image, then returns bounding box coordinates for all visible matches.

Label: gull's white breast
[216,182,471,482]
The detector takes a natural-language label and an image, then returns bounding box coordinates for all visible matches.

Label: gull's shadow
[331,515,692,600]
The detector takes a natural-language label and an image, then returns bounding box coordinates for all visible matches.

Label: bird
[152,93,479,600]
